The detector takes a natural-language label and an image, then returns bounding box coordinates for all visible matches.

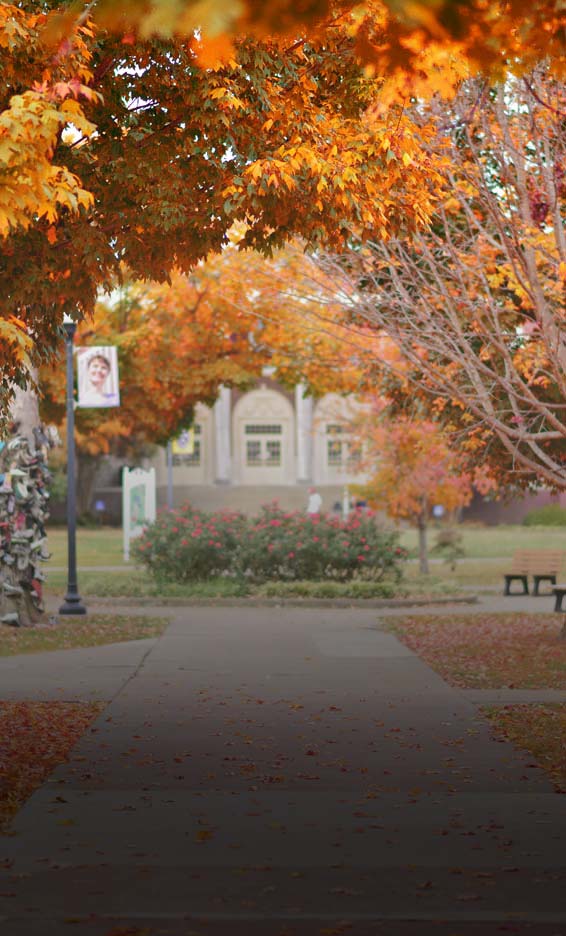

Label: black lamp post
[59,317,86,615]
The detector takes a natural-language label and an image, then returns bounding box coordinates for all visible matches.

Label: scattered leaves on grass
[387,614,566,689]
[483,704,566,792]
[0,615,168,657]
[0,701,104,830]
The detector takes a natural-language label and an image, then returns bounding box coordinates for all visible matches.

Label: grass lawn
[45,526,129,567]
[0,615,168,656]
[399,523,566,558]
[484,704,566,792]
[43,568,470,600]
[46,522,566,569]
[385,613,566,689]
[0,701,104,830]
[43,523,566,597]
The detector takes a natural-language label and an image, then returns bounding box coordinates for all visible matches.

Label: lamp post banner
[122,467,156,561]
[76,345,120,408]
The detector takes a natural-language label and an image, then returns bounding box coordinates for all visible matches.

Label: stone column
[214,386,232,483]
[295,383,313,482]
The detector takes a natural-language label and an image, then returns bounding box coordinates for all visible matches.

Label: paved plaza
[1,599,565,935]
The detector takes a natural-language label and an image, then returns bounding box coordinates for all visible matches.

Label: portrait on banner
[76,346,120,408]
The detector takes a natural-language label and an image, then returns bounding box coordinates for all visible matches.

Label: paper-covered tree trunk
[0,384,55,626]
[10,383,40,442]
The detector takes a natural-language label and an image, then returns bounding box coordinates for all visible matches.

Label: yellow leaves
[247,161,264,181]
[0,87,94,237]
[0,316,33,372]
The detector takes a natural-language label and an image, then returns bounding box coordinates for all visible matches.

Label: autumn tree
[1,1,452,416]
[38,271,266,514]
[4,0,566,409]
[298,71,566,491]
[38,241,372,515]
[351,406,475,573]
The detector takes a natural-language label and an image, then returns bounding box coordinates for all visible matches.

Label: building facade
[151,380,369,514]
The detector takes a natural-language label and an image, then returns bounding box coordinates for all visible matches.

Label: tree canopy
[298,71,566,489]
[2,0,565,415]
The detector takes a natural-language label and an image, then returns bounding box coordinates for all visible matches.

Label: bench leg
[554,591,566,613]
[533,575,556,596]
[504,574,529,596]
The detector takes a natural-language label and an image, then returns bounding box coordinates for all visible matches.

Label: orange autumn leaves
[38,248,369,457]
[2,0,565,413]
[0,700,103,829]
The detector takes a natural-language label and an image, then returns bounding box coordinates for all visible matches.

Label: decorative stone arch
[232,386,295,485]
[312,394,368,486]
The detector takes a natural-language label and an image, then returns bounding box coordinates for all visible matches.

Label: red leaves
[484,704,566,792]
[391,613,566,690]
[0,700,103,828]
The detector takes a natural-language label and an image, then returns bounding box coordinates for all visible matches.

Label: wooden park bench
[503,550,566,596]
[552,585,566,613]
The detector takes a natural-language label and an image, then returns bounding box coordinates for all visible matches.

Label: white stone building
[150,379,369,514]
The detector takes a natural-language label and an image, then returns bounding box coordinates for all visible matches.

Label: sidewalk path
[1,605,565,935]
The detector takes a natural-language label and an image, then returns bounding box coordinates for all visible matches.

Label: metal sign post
[59,317,86,615]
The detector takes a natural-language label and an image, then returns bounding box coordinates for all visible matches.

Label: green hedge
[522,504,566,526]
[133,501,407,584]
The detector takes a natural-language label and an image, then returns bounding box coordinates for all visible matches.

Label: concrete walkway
[1,603,565,935]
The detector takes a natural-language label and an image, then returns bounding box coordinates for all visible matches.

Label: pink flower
[312,536,319,542]
[181,538,188,546]
[357,555,365,562]
[172,527,178,533]
[270,519,282,527]
[288,551,295,559]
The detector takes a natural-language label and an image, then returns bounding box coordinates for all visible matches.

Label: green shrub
[255,580,396,599]
[132,503,247,583]
[133,501,407,585]
[431,528,466,570]
[522,504,566,526]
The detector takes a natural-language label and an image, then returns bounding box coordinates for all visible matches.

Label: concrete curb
[72,594,479,609]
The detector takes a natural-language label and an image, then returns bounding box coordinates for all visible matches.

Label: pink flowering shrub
[133,501,407,584]
[132,502,246,582]
[235,503,406,582]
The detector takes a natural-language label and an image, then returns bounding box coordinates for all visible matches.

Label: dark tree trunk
[76,452,102,519]
[417,505,429,575]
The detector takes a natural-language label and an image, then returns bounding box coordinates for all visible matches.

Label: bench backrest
[511,550,566,574]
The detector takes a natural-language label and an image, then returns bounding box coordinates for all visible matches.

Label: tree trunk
[2,381,46,626]
[10,382,39,442]
[417,511,429,575]
[76,451,102,519]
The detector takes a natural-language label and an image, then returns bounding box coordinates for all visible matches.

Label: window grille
[327,440,344,466]
[245,424,282,435]
[265,440,281,465]
[246,439,281,467]
[246,440,262,465]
